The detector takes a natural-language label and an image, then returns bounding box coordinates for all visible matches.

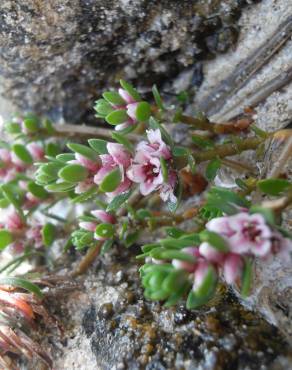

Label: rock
[0,0,246,123]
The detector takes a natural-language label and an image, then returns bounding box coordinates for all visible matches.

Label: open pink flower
[206,212,273,257]
[127,129,176,201]
[94,143,132,198]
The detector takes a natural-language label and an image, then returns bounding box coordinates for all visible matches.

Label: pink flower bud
[223,254,243,284]
[126,103,139,121]
[27,143,44,161]
[118,88,136,104]
[91,210,115,224]
[172,247,198,272]
[75,153,100,172]
[79,222,97,232]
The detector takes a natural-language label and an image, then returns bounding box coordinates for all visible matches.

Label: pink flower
[26,224,43,248]
[94,143,132,197]
[6,210,24,232]
[79,221,97,232]
[199,242,225,264]
[127,129,176,201]
[27,143,44,161]
[206,212,273,257]
[79,210,115,240]
[75,153,100,172]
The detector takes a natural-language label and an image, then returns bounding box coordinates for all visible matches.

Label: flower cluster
[95,80,151,131]
[0,207,43,253]
[0,143,44,183]
[199,212,292,284]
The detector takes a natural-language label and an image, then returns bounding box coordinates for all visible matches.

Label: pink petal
[223,254,243,284]
[106,177,132,198]
[91,210,115,224]
[118,88,135,104]
[126,103,139,120]
[107,143,131,167]
[199,242,225,264]
[75,154,100,172]
[27,143,44,161]
[126,164,146,182]
[94,165,114,185]
[79,222,97,232]
[193,261,214,291]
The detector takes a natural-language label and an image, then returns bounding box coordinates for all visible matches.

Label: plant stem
[71,190,142,277]
[47,124,141,143]
[192,136,264,163]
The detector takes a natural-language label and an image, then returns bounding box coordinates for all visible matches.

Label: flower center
[143,162,159,183]
[242,222,262,242]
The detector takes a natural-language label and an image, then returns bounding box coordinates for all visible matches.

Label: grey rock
[0,0,245,123]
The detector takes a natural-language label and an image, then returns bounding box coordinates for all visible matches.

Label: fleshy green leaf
[206,158,221,182]
[165,227,186,239]
[56,153,76,162]
[120,79,141,101]
[103,91,126,105]
[99,167,122,193]
[95,223,115,239]
[67,143,98,161]
[0,230,13,249]
[257,178,291,196]
[12,144,33,164]
[58,164,89,183]
[192,135,214,149]
[45,182,75,192]
[101,239,114,255]
[160,157,168,182]
[23,117,39,132]
[152,85,164,110]
[241,258,253,297]
[136,102,151,122]
[173,146,189,157]
[106,190,132,212]
[112,132,134,153]
[27,181,49,199]
[5,122,22,134]
[106,110,128,125]
[200,230,229,252]
[0,277,43,299]
[42,223,56,247]
[94,99,114,116]
[88,139,108,154]
[71,186,98,204]
[45,143,61,157]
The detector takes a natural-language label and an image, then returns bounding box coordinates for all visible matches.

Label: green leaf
[249,206,275,225]
[0,230,13,249]
[45,143,60,157]
[0,184,22,212]
[112,132,134,153]
[5,122,22,134]
[200,230,229,252]
[88,139,108,154]
[235,178,249,190]
[0,198,10,208]
[165,227,186,239]
[106,191,132,212]
[106,110,128,125]
[67,143,98,161]
[42,223,56,247]
[56,153,76,162]
[167,178,182,213]
[12,144,33,164]
[187,153,196,174]
[94,99,114,116]
[160,157,168,182]
[95,223,115,239]
[149,117,174,148]
[0,277,43,299]
[241,258,253,297]
[136,102,151,122]
[99,167,122,193]
[45,182,75,192]
[43,118,55,134]
[152,85,164,110]
[27,181,49,199]
[160,238,195,249]
[23,117,39,132]
[120,79,141,101]
[71,186,98,204]
[206,158,221,182]
[103,91,126,105]
[151,248,196,263]
[257,179,291,196]
[58,164,89,183]
[162,269,187,293]
[124,231,140,248]
[101,239,114,255]
[136,209,152,220]
[173,146,189,157]
[192,135,214,149]
[250,124,268,138]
